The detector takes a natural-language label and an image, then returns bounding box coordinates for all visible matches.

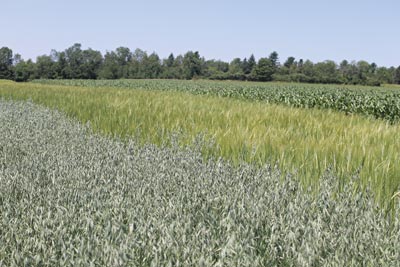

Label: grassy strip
[1,80,399,208]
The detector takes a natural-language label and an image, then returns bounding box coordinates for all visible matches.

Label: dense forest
[1,44,400,85]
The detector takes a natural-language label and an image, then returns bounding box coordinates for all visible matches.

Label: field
[34,79,400,123]
[1,100,399,266]
[1,80,400,206]
[1,79,400,265]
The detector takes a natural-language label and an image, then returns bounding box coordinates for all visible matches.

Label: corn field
[0,100,399,266]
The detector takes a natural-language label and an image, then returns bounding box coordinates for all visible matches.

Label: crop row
[33,79,400,122]
[1,100,399,266]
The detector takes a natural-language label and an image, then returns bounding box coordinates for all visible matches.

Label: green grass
[383,83,400,88]
[1,80,399,208]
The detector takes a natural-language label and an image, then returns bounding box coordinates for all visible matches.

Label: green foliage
[183,51,203,79]
[143,52,162,79]
[250,58,275,81]
[0,100,399,266]
[80,49,103,79]
[32,44,104,80]
[243,54,256,74]
[268,51,279,70]
[35,55,57,79]
[7,43,398,85]
[0,47,14,80]
[394,66,400,84]
[313,61,341,84]
[14,59,35,82]
[284,56,296,69]
[99,50,121,79]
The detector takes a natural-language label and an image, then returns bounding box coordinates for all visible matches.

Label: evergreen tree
[247,54,256,74]
[284,57,295,69]
[268,51,279,70]
[251,58,275,81]
[165,53,175,68]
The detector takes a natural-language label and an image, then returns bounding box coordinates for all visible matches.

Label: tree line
[1,44,400,86]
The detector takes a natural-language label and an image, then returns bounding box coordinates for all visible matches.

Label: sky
[2,0,399,67]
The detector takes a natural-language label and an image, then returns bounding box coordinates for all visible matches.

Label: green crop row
[33,79,400,123]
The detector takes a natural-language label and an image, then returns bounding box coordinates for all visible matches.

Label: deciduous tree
[0,47,14,80]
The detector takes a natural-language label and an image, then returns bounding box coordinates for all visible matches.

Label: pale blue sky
[2,0,399,66]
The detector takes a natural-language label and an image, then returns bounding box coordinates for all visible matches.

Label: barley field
[0,100,399,266]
